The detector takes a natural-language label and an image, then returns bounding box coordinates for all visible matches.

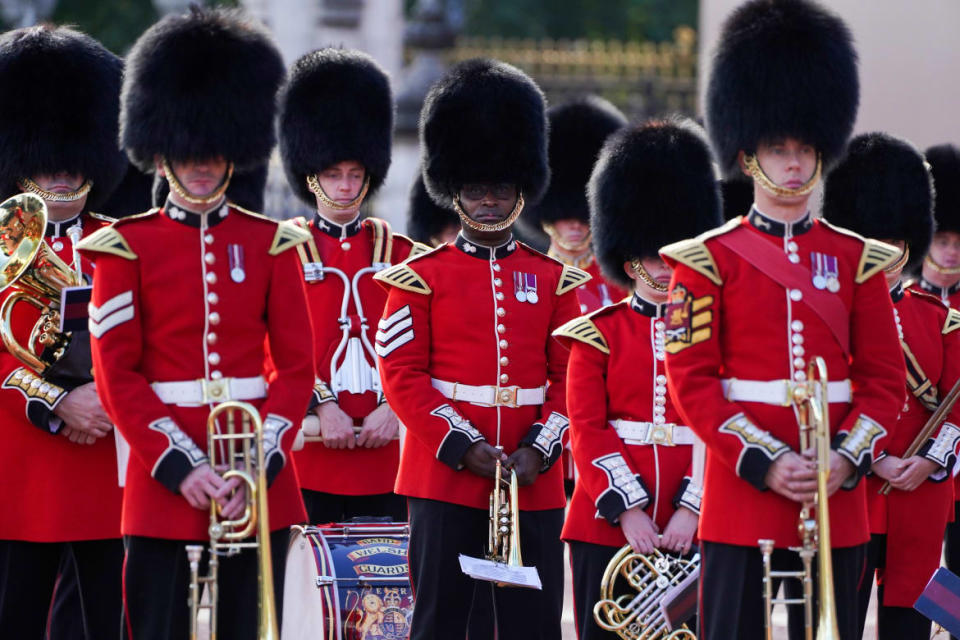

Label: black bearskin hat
[420,58,548,209]
[121,7,284,172]
[279,49,393,205]
[99,163,154,218]
[822,132,933,272]
[0,25,125,209]
[706,0,859,176]
[721,176,755,221]
[926,144,960,235]
[528,96,627,227]
[407,172,459,246]
[589,118,722,289]
[152,165,269,214]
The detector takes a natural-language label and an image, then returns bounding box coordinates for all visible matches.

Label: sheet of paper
[458,554,542,590]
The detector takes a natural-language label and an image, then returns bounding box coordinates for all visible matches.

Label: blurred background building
[4,0,958,232]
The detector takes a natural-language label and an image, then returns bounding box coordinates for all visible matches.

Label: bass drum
[282,522,414,640]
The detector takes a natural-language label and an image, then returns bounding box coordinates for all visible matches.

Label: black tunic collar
[454,233,518,260]
[314,213,362,239]
[890,281,905,303]
[747,206,813,238]
[46,214,82,239]
[163,197,229,229]
[630,291,666,318]
[917,276,960,299]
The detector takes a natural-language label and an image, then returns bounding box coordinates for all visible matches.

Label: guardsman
[0,25,127,639]
[407,172,460,248]
[823,131,960,639]
[556,117,720,640]
[277,48,426,524]
[911,144,960,306]
[661,2,906,638]
[375,58,579,639]
[79,8,313,639]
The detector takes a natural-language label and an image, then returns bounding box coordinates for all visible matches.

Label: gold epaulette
[660,239,721,285]
[556,265,591,295]
[944,308,960,335]
[856,239,901,284]
[87,211,117,223]
[373,263,432,295]
[553,316,609,354]
[409,241,432,258]
[76,226,137,260]
[269,219,312,256]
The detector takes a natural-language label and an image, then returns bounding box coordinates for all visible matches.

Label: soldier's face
[168,157,228,197]
[30,171,87,221]
[929,231,960,269]
[546,219,590,251]
[752,137,818,190]
[625,256,672,301]
[315,160,366,222]
[458,183,518,225]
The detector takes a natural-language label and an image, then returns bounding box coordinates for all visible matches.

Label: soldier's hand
[888,455,939,492]
[764,451,817,503]
[870,455,904,482]
[53,382,113,439]
[179,463,227,510]
[503,447,542,486]
[619,507,660,555]
[357,404,398,449]
[316,402,356,450]
[215,475,247,520]
[825,450,855,496]
[659,506,698,554]
[462,441,507,478]
[59,425,96,445]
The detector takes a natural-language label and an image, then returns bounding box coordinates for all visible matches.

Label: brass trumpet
[593,544,699,640]
[487,455,524,571]
[0,193,83,375]
[186,401,279,640]
[759,356,840,640]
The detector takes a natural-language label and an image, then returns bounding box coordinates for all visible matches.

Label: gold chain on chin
[18,177,92,203]
[162,157,233,207]
[743,153,822,198]
[453,193,525,233]
[631,258,668,292]
[884,246,910,273]
[306,173,370,211]
[925,254,960,276]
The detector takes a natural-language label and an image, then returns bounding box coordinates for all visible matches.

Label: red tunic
[80,202,314,540]
[292,214,423,496]
[866,284,960,606]
[661,210,905,549]
[0,211,124,542]
[375,234,584,511]
[556,294,700,547]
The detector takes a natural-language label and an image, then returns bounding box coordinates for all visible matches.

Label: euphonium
[759,356,840,640]
[487,456,524,570]
[0,193,83,375]
[593,543,699,640]
[186,401,279,640]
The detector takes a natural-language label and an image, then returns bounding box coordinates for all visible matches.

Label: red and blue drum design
[282,523,414,640]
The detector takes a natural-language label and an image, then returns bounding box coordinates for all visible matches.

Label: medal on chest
[513,271,538,304]
[228,244,246,283]
[810,252,840,293]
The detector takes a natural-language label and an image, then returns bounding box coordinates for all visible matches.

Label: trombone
[759,356,840,640]
[186,401,279,640]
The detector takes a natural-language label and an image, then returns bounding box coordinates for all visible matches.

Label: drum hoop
[308,530,340,640]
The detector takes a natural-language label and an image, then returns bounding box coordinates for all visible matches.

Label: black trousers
[0,538,123,640]
[121,530,288,640]
[699,540,865,640]
[301,489,407,524]
[406,497,564,640]
[946,502,960,640]
[48,551,85,640]
[856,533,934,640]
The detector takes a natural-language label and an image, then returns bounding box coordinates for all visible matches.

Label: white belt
[430,378,545,408]
[151,376,267,406]
[721,378,851,407]
[610,420,695,446]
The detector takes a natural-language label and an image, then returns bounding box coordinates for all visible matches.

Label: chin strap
[307,173,370,211]
[743,153,822,198]
[925,254,960,276]
[631,258,668,292]
[18,177,92,203]
[453,192,525,233]
[162,157,233,207]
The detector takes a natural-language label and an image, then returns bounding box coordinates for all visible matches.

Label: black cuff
[519,412,569,472]
[830,433,863,490]
[834,415,887,488]
[431,404,484,470]
[922,423,960,477]
[597,473,651,525]
[308,379,337,414]
[673,477,702,515]
[42,331,94,389]
[3,368,68,433]
[739,449,781,491]
[717,414,789,491]
[26,399,60,433]
[147,417,208,494]
[262,414,294,487]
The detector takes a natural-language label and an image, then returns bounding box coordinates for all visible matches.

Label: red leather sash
[715,227,850,355]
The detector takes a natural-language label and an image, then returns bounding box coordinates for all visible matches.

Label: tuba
[593,543,699,639]
[186,401,279,640]
[759,356,840,640]
[0,193,83,375]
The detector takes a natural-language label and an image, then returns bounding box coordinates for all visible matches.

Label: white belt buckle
[495,385,520,408]
[201,377,230,403]
[782,380,796,407]
[648,423,674,446]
